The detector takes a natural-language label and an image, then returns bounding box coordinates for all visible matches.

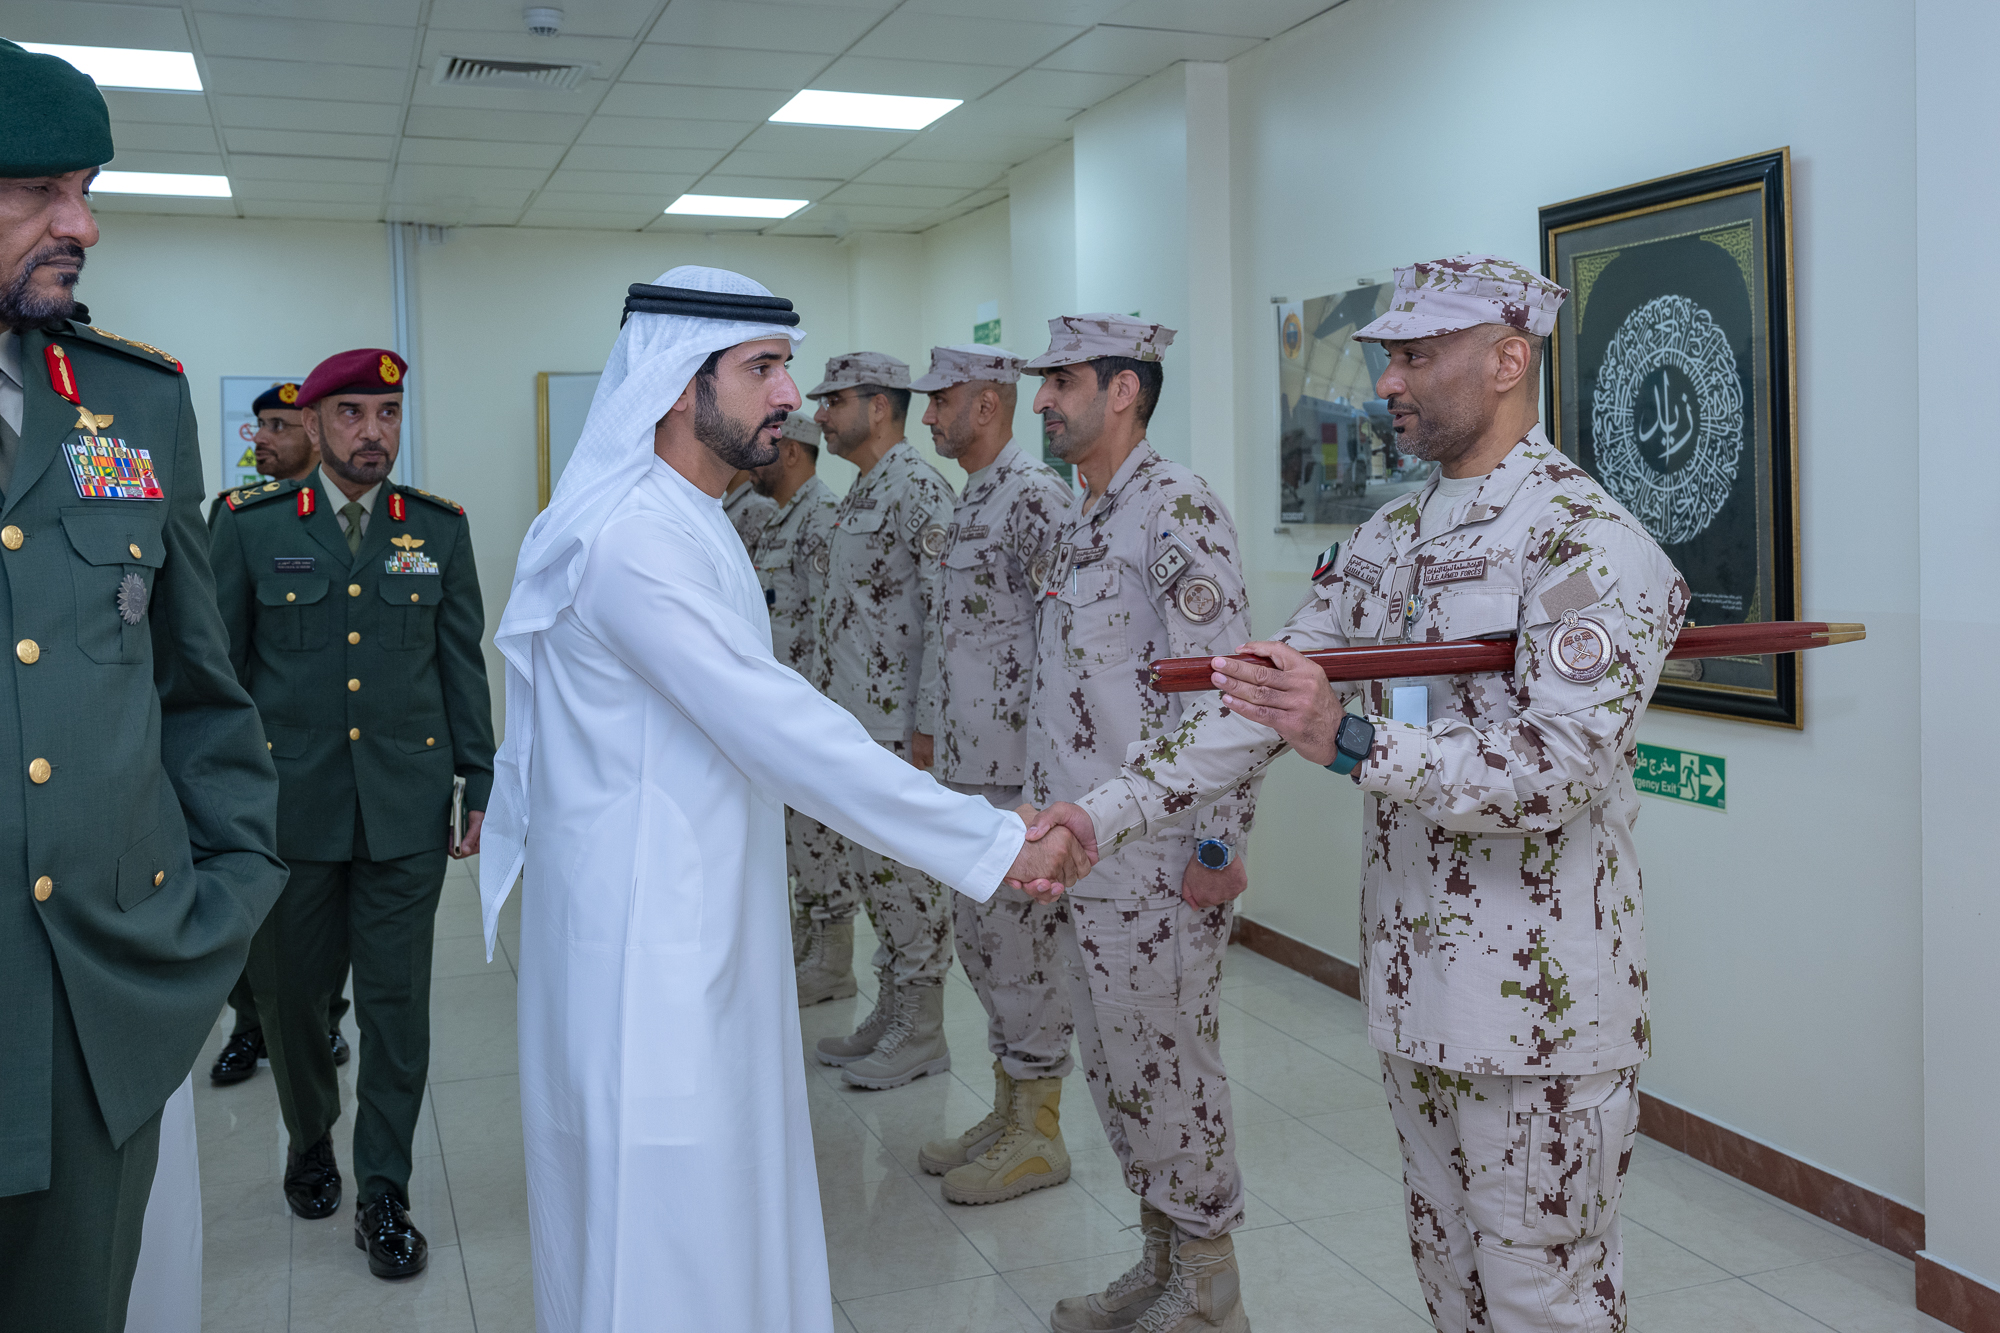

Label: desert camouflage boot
[1134,1229,1248,1333]
[841,981,950,1089]
[921,1060,1013,1175]
[1051,1203,1175,1332]
[796,918,858,1006]
[815,965,894,1066]
[942,1074,1069,1205]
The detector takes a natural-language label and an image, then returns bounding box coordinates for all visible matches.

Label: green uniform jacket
[0,321,285,1197]
[209,476,494,862]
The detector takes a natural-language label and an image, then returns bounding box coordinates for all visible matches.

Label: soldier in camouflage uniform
[1046,258,1688,1333]
[747,413,856,996]
[722,467,775,550]
[1022,316,1263,1333]
[899,345,1078,1205]
[803,352,961,1088]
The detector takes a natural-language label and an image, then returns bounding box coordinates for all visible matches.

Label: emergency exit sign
[1634,743,1726,811]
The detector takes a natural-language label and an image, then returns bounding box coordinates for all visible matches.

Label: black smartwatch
[1194,838,1233,870]
[1327,714,1375,776]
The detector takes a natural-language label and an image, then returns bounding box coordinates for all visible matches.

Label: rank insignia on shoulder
[63,436,163,500]
[386,550,441,576]
[80,325,184,373]
[1311,542,1341,586]
[402,486,464,515]
[224,480,286,511]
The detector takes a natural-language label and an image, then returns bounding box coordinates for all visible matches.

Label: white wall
[1224,0,1923,1216]
[1007,141,1076,455]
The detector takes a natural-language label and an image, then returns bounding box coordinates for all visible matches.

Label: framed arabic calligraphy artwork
[1541,148,1802,727]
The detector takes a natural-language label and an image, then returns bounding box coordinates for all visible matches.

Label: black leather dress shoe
[209,1028,264,1085]
[283,1133,342,1220]
[330,1027,350,1066]
[354,1193,428,1279]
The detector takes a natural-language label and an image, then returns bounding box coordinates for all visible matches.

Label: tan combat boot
[814,966,893,1066]
[796,918,858,1006]
[1050,1203,1174,1332]
[840,981,950,1089]
[942,1074,1070,1204]
[920,1061,1013,1176]
[1132,1228,1248,1333]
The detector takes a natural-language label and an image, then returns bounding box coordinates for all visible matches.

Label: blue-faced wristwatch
[1194,838,1233,871]
[1328,714,1375,776]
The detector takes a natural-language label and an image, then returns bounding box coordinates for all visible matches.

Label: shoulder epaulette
[62,322,184,374]
[223,478,301,511]
[401,486,465,516]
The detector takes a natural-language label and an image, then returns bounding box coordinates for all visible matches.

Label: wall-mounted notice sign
[1634,742,1726,811]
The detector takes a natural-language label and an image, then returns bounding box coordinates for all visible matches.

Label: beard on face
[929,396,978,460]
[324,440,394,487]
[1389,384,1485,464]
[0,241,86,330]
[1042,391,1105,464]
[694,372,783,471]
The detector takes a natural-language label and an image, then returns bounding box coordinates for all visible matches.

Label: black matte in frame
[1539,148,1801,728]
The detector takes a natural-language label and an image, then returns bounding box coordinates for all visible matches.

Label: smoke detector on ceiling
[431,54,594,90]
[524,6,563,37]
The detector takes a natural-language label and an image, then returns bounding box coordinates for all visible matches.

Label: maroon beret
[300,348,407,405]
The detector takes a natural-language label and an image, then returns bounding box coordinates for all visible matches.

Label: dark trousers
[228,964,351,1037]
[248,846,449,1205]
[0,971,162,1332]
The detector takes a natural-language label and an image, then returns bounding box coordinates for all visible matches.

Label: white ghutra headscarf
[479,265,807,955]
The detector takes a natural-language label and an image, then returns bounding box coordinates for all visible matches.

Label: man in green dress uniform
[0,39,287,1328]
[211,346,495,1280]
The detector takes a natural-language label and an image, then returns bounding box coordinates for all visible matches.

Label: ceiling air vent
[431,55,593,91]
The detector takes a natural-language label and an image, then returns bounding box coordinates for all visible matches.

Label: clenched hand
[1212,640,1345,766]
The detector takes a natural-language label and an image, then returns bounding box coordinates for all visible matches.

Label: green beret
[0,39,114,178]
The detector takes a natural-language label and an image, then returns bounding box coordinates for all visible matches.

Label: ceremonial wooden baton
[1147,622,1867,694]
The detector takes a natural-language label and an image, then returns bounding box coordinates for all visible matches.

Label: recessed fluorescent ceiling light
[93,171,232,198]
[19,43,202,92]
[769,90,960,131]
[665,194,807,219]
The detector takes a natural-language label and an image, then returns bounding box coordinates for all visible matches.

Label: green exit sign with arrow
[1634,742,1726,811]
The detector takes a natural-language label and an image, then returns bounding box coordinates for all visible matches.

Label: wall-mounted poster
[1275,282,1434,525]
[536,371,602,509]
[1541,149,1801,727]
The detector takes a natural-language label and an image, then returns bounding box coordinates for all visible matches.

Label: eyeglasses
[257,418,298,433]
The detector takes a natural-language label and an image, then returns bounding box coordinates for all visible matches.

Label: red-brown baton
[1147,622,1867,693]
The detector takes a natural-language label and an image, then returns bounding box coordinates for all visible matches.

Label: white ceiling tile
[622,44,826,90]
[102,149,228,175]
[231,178,382,203]
[540,169,695,197]
[390,163,550,193]
[576,116,754,150]
[528,190,671,213]
[1105,0,1339,39]
[850,12,1082,65]
[804,202,935,228]
[238,201,387,221]
[424,0,660,39]
[227,153,389,184]
[810,54,1014,100]
[192,12,418,68]
[890,130,1061,164]
[101,90,215,126]
[387,202,525,224]
[712,147,890,182]
[198,56,409,102]
[87,195,237,217]
[517,211,652,232]
[193,0,419,23]
[648,1,889,55]
[929,100,1078,139]
[854,157,1006,189]
[106,121,222,155]
[407,82,603,114]
[210,95,405,135]
[419,28,634,68]
[397,138,568,169]
[558,145,726,175]
[977,66,1138,109]
[223,129,398,159]
[597,83,790,122]
[647,212,773,233]
[736,122,913,159]
[1,2,191,48]
[693,174,843,201]
[822,181,972,210]
[897,0,1127,21]
[401,106,587,143]
[1034,25,1258,73]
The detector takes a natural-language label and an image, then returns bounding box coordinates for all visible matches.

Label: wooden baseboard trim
[1228,915,1952,1287]
[1916,1253,2000,1333]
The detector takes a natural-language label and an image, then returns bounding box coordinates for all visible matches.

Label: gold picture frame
[535,371,602,511]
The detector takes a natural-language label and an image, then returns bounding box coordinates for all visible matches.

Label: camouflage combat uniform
[723,481,775,551]
[1026,439,1261,1239]
[1074,426,1687,1330]
[750,474,852,928]
[919,437,1075,1077]
[817,439,957,983]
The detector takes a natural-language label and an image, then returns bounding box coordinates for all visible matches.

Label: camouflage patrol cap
[909,343,1024,392]
[778,412,821,446]
[805,351,910,399]
[1023,314,1176,371]
[1353,254,1568,343]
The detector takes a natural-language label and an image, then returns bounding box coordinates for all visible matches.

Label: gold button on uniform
[349,727,360,740]
[410,593,419,603]
[348,631,360,644]
[286,592,297,602]
[15,639,39,664]
[426,737,435,746]
[153,870,165,886]
[348,584,361,597]
[348,678,360,692]
[28,758,51,784]
[128,543,142,559]
[33,876,52,902]
[1,525,22,550]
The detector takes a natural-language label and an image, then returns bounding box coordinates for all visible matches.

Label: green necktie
[341,501,365,555]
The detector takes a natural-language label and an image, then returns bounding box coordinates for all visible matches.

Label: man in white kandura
[478,267,1096,1333]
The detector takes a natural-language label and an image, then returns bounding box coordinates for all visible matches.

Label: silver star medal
[117,571,150,625]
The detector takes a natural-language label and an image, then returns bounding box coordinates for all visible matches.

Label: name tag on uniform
[385,552,441,575]
[960,524,989,540]
[1421,556,1487,587]
[64,436,164,500]
[274,557,315,573]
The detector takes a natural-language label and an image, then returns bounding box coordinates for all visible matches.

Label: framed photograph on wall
[1541,148,1801,726]
[535,371,602,510]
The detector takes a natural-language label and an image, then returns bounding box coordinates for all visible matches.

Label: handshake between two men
[998,796,1251,911]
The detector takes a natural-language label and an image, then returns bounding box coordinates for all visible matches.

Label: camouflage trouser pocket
[1505,1066,1639,1250]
